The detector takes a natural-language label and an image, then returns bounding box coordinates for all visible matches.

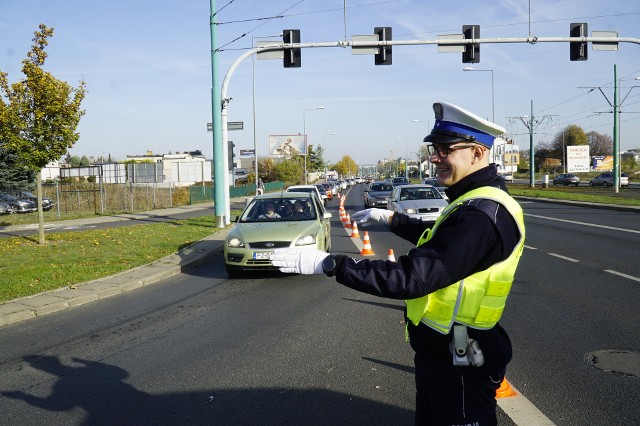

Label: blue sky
[1,0,639,166]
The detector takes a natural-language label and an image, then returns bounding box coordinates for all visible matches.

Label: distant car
[552,173,580,187]
[499,173,514,182]
[286,185,325,205]
[0,193,36,213]
[589,172,628,187]
[14,190,54,211]
[224,192,332,277]
[387,184,449,224]
[318,182,334,200]
[392,177,410,186]
[422,177,448,200]
[364,181,394,208]
[0,202,14,215]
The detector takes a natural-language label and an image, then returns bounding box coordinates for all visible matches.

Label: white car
[387,184,449,224]
[286,185,326,205]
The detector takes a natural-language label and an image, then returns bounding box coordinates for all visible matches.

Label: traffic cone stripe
[360,231,375,256]
[387,248,395,262]
[345,213,352,229]
[351,221,360,238]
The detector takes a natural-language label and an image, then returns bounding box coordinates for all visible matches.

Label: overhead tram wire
[214,0,306,53]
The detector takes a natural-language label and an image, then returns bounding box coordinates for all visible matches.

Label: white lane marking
[525,213,640,235]
[548,253,579,263]
[524,245,537,250]
[604,269,640,283]
[498,382,557,425]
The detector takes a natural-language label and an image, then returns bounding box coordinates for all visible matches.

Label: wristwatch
[322,255,337,277]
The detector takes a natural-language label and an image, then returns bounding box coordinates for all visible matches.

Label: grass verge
[0,216,221,303]
[508,185,640,206]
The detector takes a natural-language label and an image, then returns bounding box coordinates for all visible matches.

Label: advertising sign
[566,145,590,173]
[268,135,305,159]
[592,155,613,171]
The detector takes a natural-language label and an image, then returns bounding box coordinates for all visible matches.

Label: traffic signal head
[374,27,392,65]
[283,29,301,68]
[462,25,480,63]
[570,23,588,61]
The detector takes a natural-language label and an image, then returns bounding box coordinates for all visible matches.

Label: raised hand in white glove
[350,208,393,226]
[270,248,329,274]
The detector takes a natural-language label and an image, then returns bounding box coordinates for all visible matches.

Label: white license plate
[253,251,273,260]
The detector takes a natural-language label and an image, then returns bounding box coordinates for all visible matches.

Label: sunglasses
[426,144,478,159]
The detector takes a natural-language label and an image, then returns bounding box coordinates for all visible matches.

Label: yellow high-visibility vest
[405,187,526,334]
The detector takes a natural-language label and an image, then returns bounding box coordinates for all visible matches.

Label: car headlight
[295,234,316,246]
[404,208,417,214]
[227,236,245,248]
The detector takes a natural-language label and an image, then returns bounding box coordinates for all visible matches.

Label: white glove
[350,208,393,226]
[270,248,329,274]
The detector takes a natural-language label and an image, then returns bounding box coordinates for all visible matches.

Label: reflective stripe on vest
[405,187,526,334]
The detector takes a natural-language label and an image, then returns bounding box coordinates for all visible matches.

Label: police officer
[271,102,526,426]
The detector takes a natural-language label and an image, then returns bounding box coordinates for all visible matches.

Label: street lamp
[462,67,495,123]
[252,34,281,195]
[398,136,409,179]
[323,133,338,176]
[303,106,325,184]
[412,119,431,178]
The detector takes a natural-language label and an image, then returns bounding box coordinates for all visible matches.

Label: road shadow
[1,355,414,425]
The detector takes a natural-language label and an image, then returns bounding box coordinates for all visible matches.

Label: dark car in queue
[363,181,394,209]
[552,173,580,186]
[224,192,332,277]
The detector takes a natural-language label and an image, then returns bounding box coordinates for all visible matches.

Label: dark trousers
[414,352,504,426]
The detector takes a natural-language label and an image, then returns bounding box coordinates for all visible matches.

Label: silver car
[387,184,449,224]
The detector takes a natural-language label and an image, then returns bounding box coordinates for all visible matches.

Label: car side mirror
[230,214,239,223]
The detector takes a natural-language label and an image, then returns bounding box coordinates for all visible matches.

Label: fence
[189,181,285,204]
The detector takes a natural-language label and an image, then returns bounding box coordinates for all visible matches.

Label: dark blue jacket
[332,165,521,371]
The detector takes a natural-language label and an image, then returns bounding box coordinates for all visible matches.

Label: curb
[0,227,231,328]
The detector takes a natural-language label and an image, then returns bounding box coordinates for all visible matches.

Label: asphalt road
[0,186,639,425]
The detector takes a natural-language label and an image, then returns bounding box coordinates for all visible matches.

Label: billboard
[566,145,590,173]
[268,135,305,159]
[592,155,613,171]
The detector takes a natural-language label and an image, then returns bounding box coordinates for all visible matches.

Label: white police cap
[423,102,505,148]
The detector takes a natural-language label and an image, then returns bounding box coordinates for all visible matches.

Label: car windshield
[400,187,442,200]
[240,198,317,222]
[371,183,394,191]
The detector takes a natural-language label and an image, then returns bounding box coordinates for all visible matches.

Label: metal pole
[529,100,535,188]
[613,64,620,193]
[210,0,226,227]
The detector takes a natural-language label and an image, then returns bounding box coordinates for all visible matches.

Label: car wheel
[589,181,593,186]
[574,183,579,187]
[603,181,608,187]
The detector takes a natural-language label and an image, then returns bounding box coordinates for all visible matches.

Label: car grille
[418,207,440,213]
[248,241,291,249]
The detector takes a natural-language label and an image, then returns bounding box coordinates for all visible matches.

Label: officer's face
[430,143,486,186]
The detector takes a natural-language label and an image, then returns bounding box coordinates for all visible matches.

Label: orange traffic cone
[341,212,350,226]
[351,221,360,238]
[345,213,352,229]
[360,231,375,256]
[387,248,396,262]
[496,378,517,398]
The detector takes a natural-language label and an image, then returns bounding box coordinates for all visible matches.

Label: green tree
[0,148,35,190]
[333,155,357,178]
[274,157,304,185]
[0,24,86,243]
